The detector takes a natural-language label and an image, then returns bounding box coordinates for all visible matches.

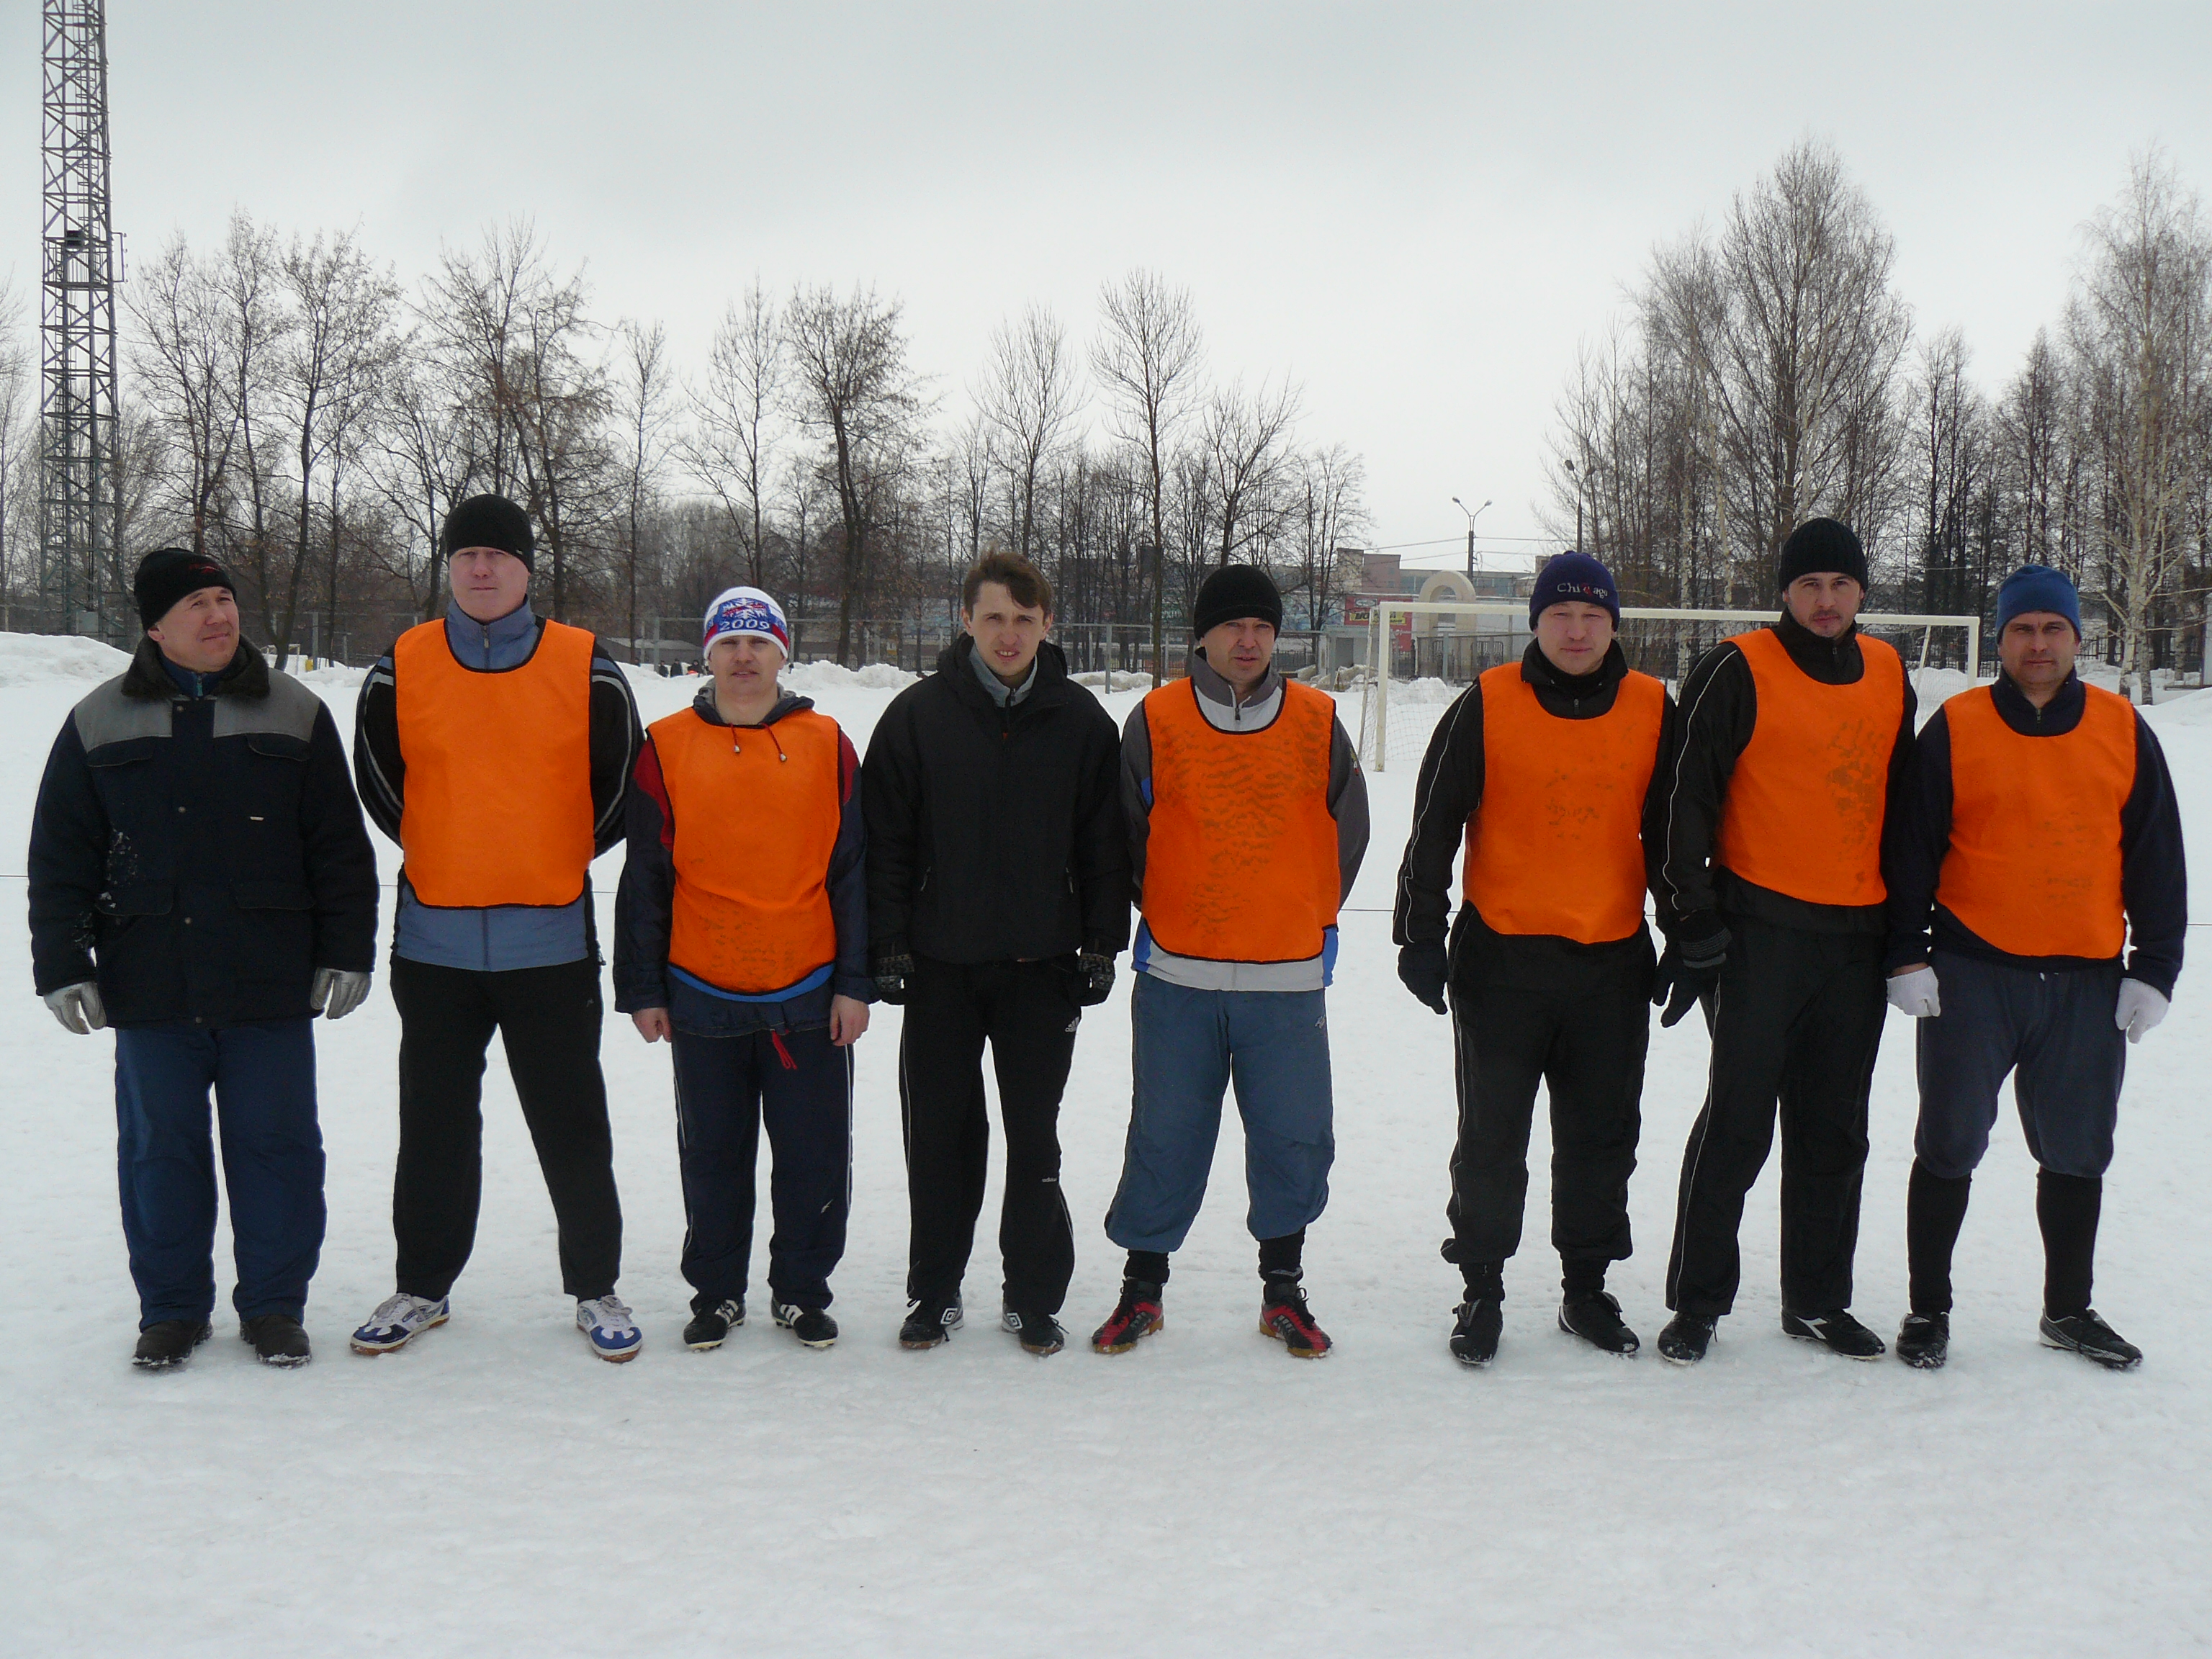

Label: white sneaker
[351,1292,450,1354]
[577,1295,642,1362]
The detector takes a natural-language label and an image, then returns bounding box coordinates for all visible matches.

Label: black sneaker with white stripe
[1002,1308,1066,1356]
[2039,1309,2141,1371]
[1559,1291,1639,1356]
[774,1302,838,1349]
[1781,1308,1886,1359]
[684,1299,745,1350]
[1895,1312,1948,1370]
[899,1299,964,1350]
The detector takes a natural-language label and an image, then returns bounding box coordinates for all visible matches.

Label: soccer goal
[1354,601,1982,773]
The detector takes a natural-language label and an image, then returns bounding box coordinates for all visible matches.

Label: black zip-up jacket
[613,685,873,1033]
[1393,640,1678,987]
[863,637,1130,965]
[1884,670,2185,997]
[28,639,379,1025]
[1659,612,1918,944]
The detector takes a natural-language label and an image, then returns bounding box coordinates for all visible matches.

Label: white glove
[2115,979,2168,1044]
[311,968,373,1021]
[1885,966,1941,1019]
[45,981,106,1035]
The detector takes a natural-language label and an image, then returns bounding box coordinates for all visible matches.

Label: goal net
[1353,601,1982,773]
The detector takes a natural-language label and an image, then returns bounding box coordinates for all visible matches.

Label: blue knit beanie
[1995,564,2081,639]
[1529,552,1621,629]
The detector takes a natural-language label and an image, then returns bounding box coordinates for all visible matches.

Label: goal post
[1355,600,1981,773]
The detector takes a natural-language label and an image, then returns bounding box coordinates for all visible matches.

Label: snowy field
[4,632,2208,1655]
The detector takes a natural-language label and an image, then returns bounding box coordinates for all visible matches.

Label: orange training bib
[653,705,843,995]
[395,618,597,908]
[1936,683,2134,959]
[1462,665,1663,944]
[1713,627,1902,907]
[1141,679,1341,963]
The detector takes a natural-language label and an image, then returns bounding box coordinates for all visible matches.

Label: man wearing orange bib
[616,587,871,1354]
[1092,565,1368,1359]
[1655,518,1917,1364]
[1884,565,2182,1371]
[349,495,645,1362]
[1393,553,1676,1366]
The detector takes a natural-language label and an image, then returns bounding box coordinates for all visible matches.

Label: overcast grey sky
[7,2,2210,567]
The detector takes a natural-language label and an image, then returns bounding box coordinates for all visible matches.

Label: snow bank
[0,631,133,688]
[780,660,918,693]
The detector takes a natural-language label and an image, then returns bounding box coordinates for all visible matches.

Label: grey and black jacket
[28,639,379,1026]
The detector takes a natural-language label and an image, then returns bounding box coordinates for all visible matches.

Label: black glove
[872,953,914,1006]
[1397,942,1450,1016]
[1074,950,1116,1007]
[1653,931,1728,1029]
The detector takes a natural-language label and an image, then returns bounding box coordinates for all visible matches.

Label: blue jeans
[114,1018,324,1328]
[1105,974,1334,1253]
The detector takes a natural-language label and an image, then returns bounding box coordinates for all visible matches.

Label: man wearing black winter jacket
[1655,518,1917,1364]
[30,550,379,1370]
[863,552,1129,1356]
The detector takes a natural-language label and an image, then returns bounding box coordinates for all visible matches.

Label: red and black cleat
[1259,1280,1332,1358]
[1091,1279,1165,1354]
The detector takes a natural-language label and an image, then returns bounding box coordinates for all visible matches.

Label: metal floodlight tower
[40,0,122,637]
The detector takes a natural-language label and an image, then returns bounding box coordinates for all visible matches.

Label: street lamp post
[1450,495,1492,580]
[1563,459,1585,549]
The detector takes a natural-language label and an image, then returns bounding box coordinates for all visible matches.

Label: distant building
[1325,552,1541,679]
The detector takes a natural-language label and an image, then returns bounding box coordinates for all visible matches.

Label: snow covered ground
[4,632,2208,1655]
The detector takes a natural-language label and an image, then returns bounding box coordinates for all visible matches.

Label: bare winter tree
[613,318,676,662]
[126,231,239,562]
[980,302,1082,562]
[1092,269,1204,683]
[2065,151,2212,703]
[1902,328,1992,660]
[685,279,783,589]
[368,343,490,623]
[1200,376,1303,569]
[782,282,928,664]
[1293,442,1367,642]
[272,227,401,667]
[202,214,293,653]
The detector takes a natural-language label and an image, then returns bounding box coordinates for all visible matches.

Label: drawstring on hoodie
[729,721,790,761]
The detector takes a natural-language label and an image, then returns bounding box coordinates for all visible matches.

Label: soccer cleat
[1656,1312,1716,1365]
[1091,1280,1165,1354]
[899,1299,964,1350]
[1450,1295,1503,1367]
[350,1292,450,1354]
[683,1299,745,1350]
[577,1295,642,1362]
[132,1319,211,1370]
[2039,1309,2141,1371]
[1559,1290,1639,1356]
[1260,1280,1332,1358]
[1895,1311,1949,1370]
[240,1313,311,1367]
[1002,1308,1066,1357]
[1781,1308,1886,1359]
[773,1302,839,1349]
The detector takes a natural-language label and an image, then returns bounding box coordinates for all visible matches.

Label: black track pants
[1665,920,1885,1318]
[899,956,1082,1313]
[1446,957,1648,1270]
[672,1022,852,1313]
[390,954,623,1301]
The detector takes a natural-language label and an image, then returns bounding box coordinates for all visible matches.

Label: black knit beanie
[441,493,535,570]
[134,547,235,628]
[1776,518,1867,591]
[1192,563,1283,637]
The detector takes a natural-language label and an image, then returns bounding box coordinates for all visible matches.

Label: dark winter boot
[2039,1309,2141,1371]
[132,1319,211,1371]
[1259,1277,1331,1358]
[1559,1292,1639,1357]
[684,1298,745,1350]
[1895,1311,1949,1370]
[899,1298,964,1350]
[1655,1312,1716,1365]
[1781,1308,1887,1359]
[1091,1279,1165,1354]
[240,1313,311,1367]
[1450,1295,1503,1367]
